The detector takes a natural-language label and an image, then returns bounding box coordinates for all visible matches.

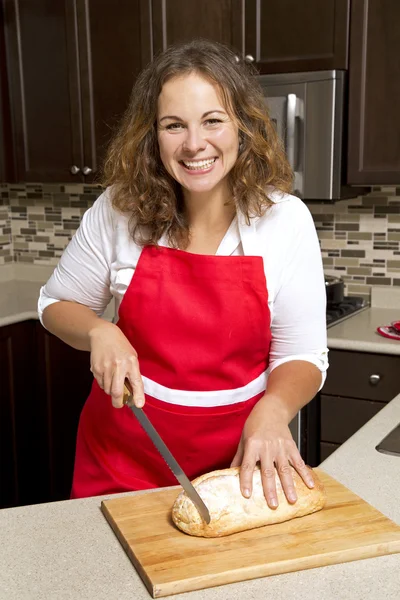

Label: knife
[123,382,211,524]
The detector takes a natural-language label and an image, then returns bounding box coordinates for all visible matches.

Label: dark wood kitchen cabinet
[319,349,399,461]
[0,0,14,182]
[3,0,148,183]
[35,322,93,502]
[148,0,243,56]
[347,0,400,185]
[0,320,93,509]
[149,0,349,74]
[242,0,350,74]
[0,321,39,508]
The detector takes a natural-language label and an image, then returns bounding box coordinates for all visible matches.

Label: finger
[90,360,107,392]
[230,444,243,468]
[127,359,145,408]
[110,362,125,409]
[290,454,315,489]
[275,455,297,504]
[238,451,257,499]
[260,459,279,509]
[102,363,113,396]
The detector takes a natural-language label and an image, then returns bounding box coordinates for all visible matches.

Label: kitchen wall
[308,186,400,297]
[0,183,100,266]
[1,182,399,297]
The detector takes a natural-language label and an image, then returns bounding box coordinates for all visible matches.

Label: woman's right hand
[88,321,145,409]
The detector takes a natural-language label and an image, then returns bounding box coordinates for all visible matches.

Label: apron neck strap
[238,212,259,256]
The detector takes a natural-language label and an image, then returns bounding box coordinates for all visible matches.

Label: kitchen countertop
[0,265,115,326]
[327,306,400,355]
[1,266,398,356]
[328,287,400,355]
[0,395,399,600]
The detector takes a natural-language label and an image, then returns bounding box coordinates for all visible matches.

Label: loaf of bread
[172,465,326,537]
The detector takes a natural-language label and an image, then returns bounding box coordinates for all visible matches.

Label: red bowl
[377,325,400,340]
[391,320,400,333]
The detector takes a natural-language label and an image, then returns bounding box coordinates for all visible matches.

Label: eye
[204,118,222,126]
[165,122,185,131]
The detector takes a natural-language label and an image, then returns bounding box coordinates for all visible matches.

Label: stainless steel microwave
[258,70,365,201]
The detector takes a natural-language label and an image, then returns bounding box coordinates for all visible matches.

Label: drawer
[323,350,400,402]
[320,442,340,462]
[321,395,385,444]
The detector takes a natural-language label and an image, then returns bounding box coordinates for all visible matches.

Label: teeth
[182,158,216,169]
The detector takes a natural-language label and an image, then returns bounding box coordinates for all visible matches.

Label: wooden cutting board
[101,469,400,598]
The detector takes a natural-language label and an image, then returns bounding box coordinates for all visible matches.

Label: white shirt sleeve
[266,197,329,389]
[38,190,115,324]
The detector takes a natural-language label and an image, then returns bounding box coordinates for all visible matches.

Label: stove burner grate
[326,296,368,327]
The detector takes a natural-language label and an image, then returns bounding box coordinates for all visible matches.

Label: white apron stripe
[142,370,268,407]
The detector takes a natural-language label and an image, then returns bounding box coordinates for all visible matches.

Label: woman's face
[157,73,239,197]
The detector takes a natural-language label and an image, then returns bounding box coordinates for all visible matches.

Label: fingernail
[288,493,297,503]
[307,479,315,488]
[136,399,145,408]
[270,498,278,508]
[243,488,251,498]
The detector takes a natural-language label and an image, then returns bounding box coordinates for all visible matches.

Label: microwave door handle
[286,94,304,197]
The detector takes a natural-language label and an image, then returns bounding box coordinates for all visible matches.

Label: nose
[182,126,207,153]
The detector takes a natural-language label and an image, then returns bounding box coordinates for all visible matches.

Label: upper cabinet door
[75,0,148,182]
[243,0,350,73]
[347,0,400,185]
[0,1,14,182]
[149,0,243,56]
[3,0,84,182]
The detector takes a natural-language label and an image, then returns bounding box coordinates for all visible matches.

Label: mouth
[179,157,218,172]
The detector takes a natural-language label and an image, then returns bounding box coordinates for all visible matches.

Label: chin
[183,182,221,194]
[182,174,227,192]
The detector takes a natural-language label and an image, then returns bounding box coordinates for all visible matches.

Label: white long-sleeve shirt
[38,188,329,385]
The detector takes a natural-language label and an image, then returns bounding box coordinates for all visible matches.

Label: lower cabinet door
[320,441,340,462]
[321,394,385,445]
[0,321,38,508]
[36,323,93,502]
[1,320,94,508]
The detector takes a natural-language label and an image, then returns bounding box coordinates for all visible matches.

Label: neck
[183,182,235,230]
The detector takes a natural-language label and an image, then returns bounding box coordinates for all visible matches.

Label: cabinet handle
[82,166,93,175]
[369,374,381,385]
[70,165,80,175]
[244,54,255,63]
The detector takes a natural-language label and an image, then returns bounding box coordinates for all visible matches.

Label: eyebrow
[159,110,227,123]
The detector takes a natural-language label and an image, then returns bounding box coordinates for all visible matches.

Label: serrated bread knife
[123,382,211,524]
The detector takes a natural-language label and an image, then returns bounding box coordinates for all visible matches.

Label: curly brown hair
[102,39,293,249]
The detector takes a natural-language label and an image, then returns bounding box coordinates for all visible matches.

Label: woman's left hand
[230,397,315,508]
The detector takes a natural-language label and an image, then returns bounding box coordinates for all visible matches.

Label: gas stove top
[326,296,369,329]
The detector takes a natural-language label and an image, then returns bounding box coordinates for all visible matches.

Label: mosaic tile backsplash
[1,183,400,297]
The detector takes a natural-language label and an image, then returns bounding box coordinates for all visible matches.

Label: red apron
[71,244,271,498]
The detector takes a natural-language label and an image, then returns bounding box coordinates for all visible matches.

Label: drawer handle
[369,374,381,385]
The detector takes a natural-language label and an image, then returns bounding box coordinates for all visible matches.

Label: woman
[38,39,328,509]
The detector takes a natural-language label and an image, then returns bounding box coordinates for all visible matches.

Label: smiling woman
[157,74,238,194]
[102,38,292,250]
[38,39,328,512]
[156,73,241,253]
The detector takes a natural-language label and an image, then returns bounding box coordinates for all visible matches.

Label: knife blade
[123,383,211,524]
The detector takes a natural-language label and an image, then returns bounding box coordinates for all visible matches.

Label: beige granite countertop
[0,264,115,326]
[0,394,399,600]
[327,306,400,355]
[328,287,400,355]
[1,266,398,356]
